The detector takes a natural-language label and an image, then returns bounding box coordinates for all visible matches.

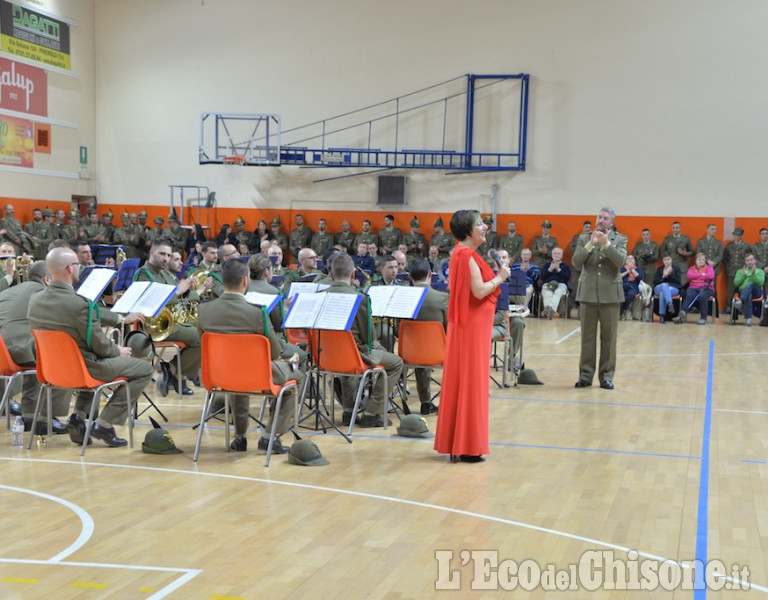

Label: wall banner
[0,56,47,115]
[0,1,71,70]
[0,113,34,167]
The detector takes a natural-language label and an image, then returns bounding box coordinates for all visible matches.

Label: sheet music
[132,283,177,317]
[367,286,427,318]
[244,291,280,312]
[76,268,117,302]
[286,281,329,300]
[111,281,151,313]
[316,293,360,330]
[282,293,326,328]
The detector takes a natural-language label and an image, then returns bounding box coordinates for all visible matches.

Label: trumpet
[144,307,174,341]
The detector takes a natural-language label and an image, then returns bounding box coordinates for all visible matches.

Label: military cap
[434,217,443,227]
[287,439,329,466]
[396,415,434,438]
[167,214,178,222]
[483,215,494,224]
[271,217,281,226]
[138,210,148,218]
[410,216,420,228]
[541,219,552,228]
[154,216,165,224]
[733,227,744,236]
[42,208,54,217]
[235,216,245,225]
[68,210,78,219]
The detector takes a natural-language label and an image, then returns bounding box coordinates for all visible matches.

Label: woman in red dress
[434,210,510,463]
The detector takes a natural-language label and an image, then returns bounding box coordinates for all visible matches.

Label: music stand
[91,244,126,265]
[114,259,141,292]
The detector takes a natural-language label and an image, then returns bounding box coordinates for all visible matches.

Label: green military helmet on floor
[287,438,329,466]
[517,368,544,385]
[396,414,434,438]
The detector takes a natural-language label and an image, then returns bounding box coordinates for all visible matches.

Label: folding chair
[29,330,130,456]
[193,333,298,466]
[308,329,386,437]
[538,286,570,319]
[396,321,445,410]
[730,292,764,325]
[652,293,681,321]
[0,334,36,430]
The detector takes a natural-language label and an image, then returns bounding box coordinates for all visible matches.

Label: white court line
[1,457,761,594]
[716,409,768,416]
[0,484,93,562]
[0,558,200,600]
[555,327,580,344]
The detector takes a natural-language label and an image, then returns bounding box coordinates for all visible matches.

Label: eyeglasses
[69,262,81,268]
[307,256,318,260]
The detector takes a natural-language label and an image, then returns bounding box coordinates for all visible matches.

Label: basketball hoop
[222,155,246,180]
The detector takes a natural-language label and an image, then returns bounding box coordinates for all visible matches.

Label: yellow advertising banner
[0,113,34,167]
[0,1,71,70]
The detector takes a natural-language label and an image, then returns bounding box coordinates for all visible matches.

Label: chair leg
[347,373,370,436]
[224,393,231,452]
[26,384,46,450]
[264,394,283,467]
[81,388,102,457]
[193,391,214,461]
[0,375,11,430]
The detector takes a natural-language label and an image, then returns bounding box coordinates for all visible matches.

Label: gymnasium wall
[3,1,768,229]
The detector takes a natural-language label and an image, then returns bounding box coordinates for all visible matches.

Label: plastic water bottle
[11,415,24,447]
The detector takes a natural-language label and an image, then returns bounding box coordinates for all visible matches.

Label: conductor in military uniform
[27,248,154,447]
[572,207,627,390]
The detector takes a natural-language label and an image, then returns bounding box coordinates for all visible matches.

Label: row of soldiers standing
[0,203,189,264]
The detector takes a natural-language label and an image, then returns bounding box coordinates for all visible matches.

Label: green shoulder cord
[134,266,154,282]
[366,295,373,353]
[211,272,224,286]
[278,295,285,323]
[86,301,101,351]
[261,305,270,339]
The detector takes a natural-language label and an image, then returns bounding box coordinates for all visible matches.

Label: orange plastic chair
[131,322,187,398]
[0,333,37,430]
[308,329,386,436]
[194,333,298,466]
[30,330,130,455]
[396,321,446,406]
[284,327,309,349]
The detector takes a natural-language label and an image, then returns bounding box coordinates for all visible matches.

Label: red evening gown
[434,244,500,457]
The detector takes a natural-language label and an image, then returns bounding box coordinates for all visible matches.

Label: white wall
[26,0,768,216]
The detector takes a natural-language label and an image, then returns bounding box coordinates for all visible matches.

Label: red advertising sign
[0,113,34,168]
[0,57,47,116]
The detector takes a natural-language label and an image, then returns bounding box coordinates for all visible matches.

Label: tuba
[144,307,174,341]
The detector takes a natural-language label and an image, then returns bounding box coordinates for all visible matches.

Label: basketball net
[223,155,246,181]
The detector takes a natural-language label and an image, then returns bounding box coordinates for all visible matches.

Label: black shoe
[341,411,353,426]
[66,414,92,445]
[600,380,614,390]
[9,400,21,416]
[358,414,392,428]
[420,402,438,415]
[459,454,485,463]
[90,422,127,447]
[156,362,170,398]
[574,380,592,388]
[659,316,666,324]
[181,384,194,396]
[191,377,202,387]
[257,436,290,454]
[230,436,247,452]
[23,416,67,435]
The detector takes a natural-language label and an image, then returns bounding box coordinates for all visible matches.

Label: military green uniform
[632,240,659,286]
[197,291,304,437]
[661,234,693,284]
[723,240,752,303]
[498,232,524,262]
[311,230,335,256]
[695,237,724,275]
[289,225,313,263]
[234,227,252,250]
[0,215,29,253]
[186,261,224,298]
[145,225,165,252]
[162,224,188,256]
[403,231,427,259]
[84,222,108,245]
[272,231,289,264]
[335,231,356,254]
[24,219,55,260]
[134,262,202,379]
[27,281,153,426]
[531,234,558,270]
[751,241,768,273]
[281,266,320,296]
[247,278,307,367]
[354,231,378,248]
[430,231,454,259]
[58,221,82,246]
[378,226,403,255]
[572,229,628,385]
[325,280,403,417]
[113,224,144,259]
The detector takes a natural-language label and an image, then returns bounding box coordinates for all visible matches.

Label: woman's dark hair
[449,210,480,242]
[194,223,206,241]
[661,251,672,259]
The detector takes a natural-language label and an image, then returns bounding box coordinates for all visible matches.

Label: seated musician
[27,249,154,447]
[198,259,306,454]
[325,253,403,428]
[247,253,307,370]
[0,242,18,293]
[409,259,448,415]
[134,239,204,396]
[281,247,321,295]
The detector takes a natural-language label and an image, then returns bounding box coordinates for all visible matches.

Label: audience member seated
[352,241,376,274]
[539,247,570,319]
[653,252,682,323]
[678,252,715,325]
[732,252,765,327]
[511,248,539,307]
[619,254,643,320]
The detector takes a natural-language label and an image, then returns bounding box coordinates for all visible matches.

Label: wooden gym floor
[0,316,766,599]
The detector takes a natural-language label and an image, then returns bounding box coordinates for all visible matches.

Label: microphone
[489,249,503,269]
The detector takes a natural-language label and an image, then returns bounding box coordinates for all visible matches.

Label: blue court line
[490,395,701,412]
[694,339,715,598]
[742,459,767,464]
